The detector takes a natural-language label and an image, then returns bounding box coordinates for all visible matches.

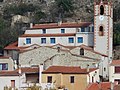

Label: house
[0,66,41,90]
[109,60,120,84]
[0,56,14,70]
[42,66,99,90]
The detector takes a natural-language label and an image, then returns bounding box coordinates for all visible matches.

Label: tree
[55,0,74,19]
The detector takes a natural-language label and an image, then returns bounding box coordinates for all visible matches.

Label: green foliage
[3,3,38,19]
[55,0,74,13]
[113,23,120,45]
[4,86,18,90]
[54,0,74,19]
[26,84,41,90]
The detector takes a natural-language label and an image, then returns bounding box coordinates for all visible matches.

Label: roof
[42,66,98,74]
[20,33,76,37]
[0,67,39,76]
[110,60,120,66]
[86,82,120,90]
[31,22,92,29]
[4,41,27,50]
[0,56,9,59]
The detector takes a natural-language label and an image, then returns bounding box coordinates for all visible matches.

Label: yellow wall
[42,73,88,90]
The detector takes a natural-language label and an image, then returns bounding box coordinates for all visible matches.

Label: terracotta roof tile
[0,56,10,59]
[31,22,92,29]
[85,82,111,90]
[42,66,98,74]
[110,60,120,66]
[0,67,39,76]
[20,33,76,37]
[4,41,28,50]
[86,82,120,90]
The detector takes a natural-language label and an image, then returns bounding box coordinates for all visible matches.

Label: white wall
[0,76,19,90]
[109,66,120,83]
[18,33,94,47]
[87,69,99,84]
[0,57,14,71]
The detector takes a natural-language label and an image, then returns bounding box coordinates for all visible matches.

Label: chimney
[87,64,90,72]
[30,23,33,28]
[76,19,81,24]
[39,63,43,84]
[58,20,62,26]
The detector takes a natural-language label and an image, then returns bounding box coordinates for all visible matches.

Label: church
[3,0,113,82]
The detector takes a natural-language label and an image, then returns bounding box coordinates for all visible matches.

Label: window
[78,37,83,43]
[115,66,120,73]
[41,38,46,44]
[47,76,52,83]
[50,38,55,44]
[104,67,106,71]
[61,29,65,33]
[70,76,74,83]
[81,27,85,32]
[92,26,94,32]
[42,29,46,34]
[68,37,74,43]
[115,79,120,84]
[80,48,84,55]
[100,5,104,15]
[99,26,104,36]
[26,38,31,44]
[11,80,15,88]
[0,63,8,70]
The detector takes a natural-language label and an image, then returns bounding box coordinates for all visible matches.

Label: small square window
[69,37,74,43]
[70,76,74,83]
[26,38,31,44]
[81,27,85,32]
[42,29,46,34]
[78,37,83,43]
[0,63,8,70]
[41,38,46,44]
[47,76,52,83]
[61,29,65,33]
[50,38,55,44]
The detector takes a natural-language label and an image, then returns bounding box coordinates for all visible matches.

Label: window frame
[47,76,52,83]
[115,66,120,73]
[26,38,31,44]
[42,29,46,34]
[0,63,8,70]
[77,37,83,43]
[50,38,56,44]
[99,26,104,36]
[41,38,46,44]
[81,27,85,32]
[61,29,65,33]
[80,48,84,55]
[70,76,74,83]
[68,37,74,43]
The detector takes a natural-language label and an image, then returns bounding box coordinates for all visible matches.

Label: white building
[109,60,120,84]
[18,22,94,47]
[0,66,41,90]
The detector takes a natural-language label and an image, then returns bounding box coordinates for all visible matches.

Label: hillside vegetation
[0,0,120,53]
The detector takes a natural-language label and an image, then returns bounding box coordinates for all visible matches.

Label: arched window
[80,48,84,55]
[99,26,104,36]
[100,5,104,15]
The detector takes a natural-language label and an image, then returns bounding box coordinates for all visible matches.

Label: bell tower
[94,0,113,60]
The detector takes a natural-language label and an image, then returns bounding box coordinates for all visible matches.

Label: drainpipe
[39,64,43,84]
